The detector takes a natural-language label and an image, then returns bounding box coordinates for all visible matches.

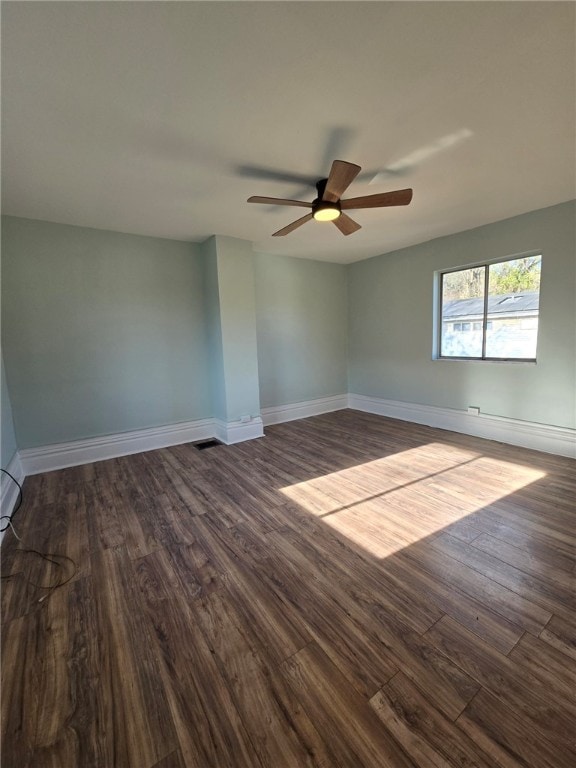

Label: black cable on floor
[1,470,78,604]
[0,467,23,532]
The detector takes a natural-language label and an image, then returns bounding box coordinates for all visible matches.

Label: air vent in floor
[193,439,223,450]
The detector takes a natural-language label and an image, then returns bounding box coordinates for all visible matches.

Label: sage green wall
[1,355,18,467]
[201,235,261,423]
[213,236,261,421]
[254,252,348,408]
[2,216,211,448]
[201,236,227,422]
[348,201,576,429]
[3,202,572,451]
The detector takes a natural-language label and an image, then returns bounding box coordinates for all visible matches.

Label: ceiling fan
[247,160,413,237]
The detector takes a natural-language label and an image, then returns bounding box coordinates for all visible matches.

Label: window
[438,254,541,361]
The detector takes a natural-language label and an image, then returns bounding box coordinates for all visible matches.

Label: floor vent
[193,439,223,450]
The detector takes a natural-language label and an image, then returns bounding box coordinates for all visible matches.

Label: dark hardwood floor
[1,410,575,767]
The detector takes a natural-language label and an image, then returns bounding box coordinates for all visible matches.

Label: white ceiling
[2,1,574,264]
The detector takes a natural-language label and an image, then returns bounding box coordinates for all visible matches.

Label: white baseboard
[348,393,576,459]
[1,453,25,545]
[214,416,264,445]
[19,418,215,475]
[261,394,348,426]
[13,392,575,480]
[18,415,267,475]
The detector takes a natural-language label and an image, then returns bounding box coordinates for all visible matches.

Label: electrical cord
[0,467,23,532]
[1,548,77,602]
[6,518,22,540]
[1,469,78,603]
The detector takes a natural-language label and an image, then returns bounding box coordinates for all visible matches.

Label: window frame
[435,251,542,363]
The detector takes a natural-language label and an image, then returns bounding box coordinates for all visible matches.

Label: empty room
[1,2,575,767]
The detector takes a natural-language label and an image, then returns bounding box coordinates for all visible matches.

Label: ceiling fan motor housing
[313,178,341,221]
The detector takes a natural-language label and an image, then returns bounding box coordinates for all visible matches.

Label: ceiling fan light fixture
[248,160,412,236]
[313,203,341,222]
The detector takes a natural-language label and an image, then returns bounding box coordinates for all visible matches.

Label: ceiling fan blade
[248,196,312,208]
[323,160,361,202]
[272,213,314,237]
[341,188,413,209]
[333,213,361,236]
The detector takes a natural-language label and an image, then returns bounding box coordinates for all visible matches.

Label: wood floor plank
[209,451,287,510]
[539,613,576,660]
[167,539,226,600]
[1,537,78,623]
[184,469,249,528]
[187,514,269,574]
[151,749,187,768]
[457,688,575,768]
[3,410,575,768]
[321,498,438,557]
[448,511,576,560]
[256,546,400,698]
[143,451,210,518]
[15,472,56,510]
[216,519,275,562]
[63,575,104,768]
[370,672,494,768]
[111,483,163,560]
[474,503,576,555]
[123,452,169,499]
[56,487,91,581]
[399,539,552,635]
[85,478,125,550]
[471,532,575,581]
[153,492,197,546]
[160,443,212,473]
[139,491,195,549]
[156,450,221,514]
[90,546,177,768]
[281,642,415,768]
[193,590,340,768]
[507,631,576,701]
[222,557,313,665]
[134,549,261,768]
[264,528,478,717]
[92,455,132,488]
[376,548,524,654]
[1,613,36,767]
[1,581,80,766]
[267,520,443,634]
[425,615,576,752]
[380,624,481,721]
[1,544,47,623]
[432,532,576,620]
[442,518,485,543]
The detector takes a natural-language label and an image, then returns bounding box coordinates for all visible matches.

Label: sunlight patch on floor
[279,444,547,558]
